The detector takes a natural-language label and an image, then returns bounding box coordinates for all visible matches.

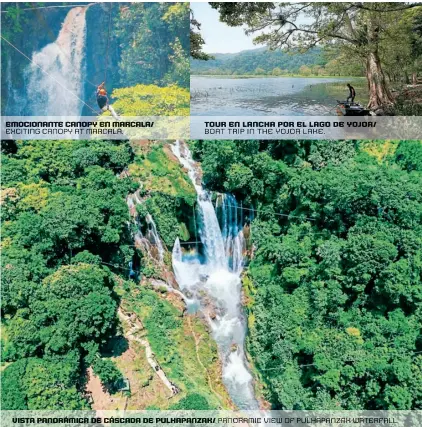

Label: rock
[163,270,179,289]
[199,273,209,282]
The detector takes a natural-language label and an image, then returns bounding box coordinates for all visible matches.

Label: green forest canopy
[1,139,136,409]
[191,139,422,410]
[191,47,363,77]
[115,2,190,89]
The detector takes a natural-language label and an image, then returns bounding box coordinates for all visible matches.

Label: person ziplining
[94,6,120,120]
[96,81,120,120]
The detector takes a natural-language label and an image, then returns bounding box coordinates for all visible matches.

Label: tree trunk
[412,72,417,86]
[366,13,394,111]
[366,51,394,110]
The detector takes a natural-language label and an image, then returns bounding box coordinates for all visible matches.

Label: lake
[190,76,368,116]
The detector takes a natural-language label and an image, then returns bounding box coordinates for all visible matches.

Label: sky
[191,3,264,54]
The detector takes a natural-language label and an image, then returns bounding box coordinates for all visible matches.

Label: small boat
[336,100,371,116]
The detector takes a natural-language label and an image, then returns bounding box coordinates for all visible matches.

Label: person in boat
[346,83,356,103]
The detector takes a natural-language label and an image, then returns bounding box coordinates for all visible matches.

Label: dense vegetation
[1,140,228,410]
[1,139,136,409]
[117,281,229,410]
[128,142,196,248]
[115,3,189,89]
[191,47,363,77]
[108,84,189,117]
[191,140,422,409]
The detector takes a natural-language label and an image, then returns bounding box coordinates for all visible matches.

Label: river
[191,76,367,116]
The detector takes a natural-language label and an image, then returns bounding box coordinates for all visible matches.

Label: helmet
[99,89,107,96]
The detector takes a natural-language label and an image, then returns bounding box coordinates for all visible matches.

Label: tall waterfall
[26,7,88,116]
[171,141,258,409]
[217,194,247,275]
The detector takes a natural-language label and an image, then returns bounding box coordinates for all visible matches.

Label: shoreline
[191,74,365,80]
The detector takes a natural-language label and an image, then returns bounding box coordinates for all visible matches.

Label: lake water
[191,76,368,116]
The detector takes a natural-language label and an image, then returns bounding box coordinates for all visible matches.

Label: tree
[190,12,213,60]
[115,3,189,87]
[6,264,117,359]
[394,140,422,172]
[299,65,312,76]
[210,2,422,109]
[409,10,422,84]
[93,358,123,393]
[170,393,211,410]
[1,359,28,409]
[165,39,190,88]
[210,2,275,27]
[1,353,88,410]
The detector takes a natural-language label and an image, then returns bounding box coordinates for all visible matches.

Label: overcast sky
[191,3,265,54]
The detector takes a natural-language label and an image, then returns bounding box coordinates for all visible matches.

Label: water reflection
[191,76,368,116]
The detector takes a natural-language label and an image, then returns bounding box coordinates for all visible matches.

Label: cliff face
[83,3,121,115]
[1,2,121,115]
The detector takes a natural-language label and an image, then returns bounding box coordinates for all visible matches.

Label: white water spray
[145,214,165,264]
[26,7,88,115]
[217,194,247,275]
[171,140,258,409]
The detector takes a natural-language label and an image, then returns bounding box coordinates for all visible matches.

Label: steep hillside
[191,47,328,76]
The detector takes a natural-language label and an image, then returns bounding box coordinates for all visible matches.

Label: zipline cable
[1,34,98,115]
[260,350,422,371]
[221,202,317,222]
[1,4,95,13]
[142,190,317,222]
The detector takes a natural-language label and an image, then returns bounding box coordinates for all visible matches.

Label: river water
[191,76,367,116]
[171,141,258,410]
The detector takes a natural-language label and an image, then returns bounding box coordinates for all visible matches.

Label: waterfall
[217,194,246,275]
[173,238,183,262]
[26,7,88,116]
[145,214,165,264]
[171,140,258,410]
[127,194,165,265]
